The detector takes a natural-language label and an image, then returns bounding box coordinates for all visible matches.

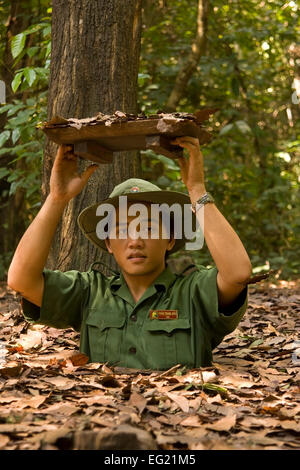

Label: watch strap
[191,192,215,213]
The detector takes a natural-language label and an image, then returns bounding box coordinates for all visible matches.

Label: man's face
[104,202,175,276]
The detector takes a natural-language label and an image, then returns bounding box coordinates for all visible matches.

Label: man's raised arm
[7,145,99,307]
[171,136,252,311]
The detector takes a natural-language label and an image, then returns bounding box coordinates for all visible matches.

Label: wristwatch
[191,192,215,213]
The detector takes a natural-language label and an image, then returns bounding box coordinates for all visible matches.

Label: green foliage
[10,20,51,93]
[0,7,51,205]
[0,94,46,203]
[0,2,51,278]
[0,0,299,281]
[139,0,300,279]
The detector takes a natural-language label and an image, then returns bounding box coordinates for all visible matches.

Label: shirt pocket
[143,318,193,370]
[86,308,125,364]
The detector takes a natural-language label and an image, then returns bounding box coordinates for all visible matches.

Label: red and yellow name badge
[150,310,178,320]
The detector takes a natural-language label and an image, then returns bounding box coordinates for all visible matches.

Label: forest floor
[0,278,299,451]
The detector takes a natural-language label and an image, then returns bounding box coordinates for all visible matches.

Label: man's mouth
[128,253,147,260]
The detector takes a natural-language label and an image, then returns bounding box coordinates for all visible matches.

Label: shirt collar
[153,265,177,291]
[110,265,176,305]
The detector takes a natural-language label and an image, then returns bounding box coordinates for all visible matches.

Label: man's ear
[104,238,113,254]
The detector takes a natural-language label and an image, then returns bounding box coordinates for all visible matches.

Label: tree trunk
[165,0,209,112]
[44,0,143,273]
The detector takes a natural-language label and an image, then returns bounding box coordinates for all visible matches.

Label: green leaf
[0,131,10,147]
[27,47,39,58]
[138,73,150,79]
[23,23,43,35]
[202,383,229,398]
[0,168,10,179]
[11,33,26,59]
[249,338,264,348]
[9,181,18,196]
[0,104,14,114]
[138,73,150,86]
[184,383,195,390]
[12,128,21,145]
[235,120,252,134]
[7,172,20,182]
[219,123,233,136]
[10,109,34,126]
[0,148,11,156]
[11,72,23,93]
[45,42,51,58]
[42,24,51,37]
[7,103,24,117]
[155,176,170,188]
[23,68,36,87]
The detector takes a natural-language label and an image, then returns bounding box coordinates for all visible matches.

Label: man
[7,136,252,370]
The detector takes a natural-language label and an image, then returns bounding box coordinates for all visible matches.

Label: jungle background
[0,0,299,451]
[0,0,299,280]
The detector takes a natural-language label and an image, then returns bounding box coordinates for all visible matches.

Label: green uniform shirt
[20,264,248,370]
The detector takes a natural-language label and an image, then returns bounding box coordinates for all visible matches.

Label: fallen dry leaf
[278,420,300,432]
[219,373,255,389]
[0,396,18,404]
[0,434,10,449]
[69,352,89,366]
[240,416,279,428]
[206,414,237,432]
[99,375,122,388]
[78,395,115,407]
[180,415,202,427]
[41,376,77,390]
[128,391,147,415]
[165,391,189,413]
[0,278,299,450]
[280,405,300,418]
[47,358,67,369]
[14,394,47,410]
[34,403,79,416]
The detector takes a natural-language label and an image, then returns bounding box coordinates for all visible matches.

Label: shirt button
[129,347,136,354]
[130,314,137,322]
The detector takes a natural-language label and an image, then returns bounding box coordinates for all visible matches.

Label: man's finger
[55,144,73,162]
[177,140,199,147]
[174,136,199,142]
[80,164,99,184]
[64,150,77,161]
[174,137,200,149]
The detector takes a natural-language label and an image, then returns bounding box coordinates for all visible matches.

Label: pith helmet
[77,178,196,255]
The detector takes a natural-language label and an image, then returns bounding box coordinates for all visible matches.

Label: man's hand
[171,136,206,201]
[49,144,99,204]
[8,144,99,305]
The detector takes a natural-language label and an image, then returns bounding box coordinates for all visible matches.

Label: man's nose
[127,230,144,247]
